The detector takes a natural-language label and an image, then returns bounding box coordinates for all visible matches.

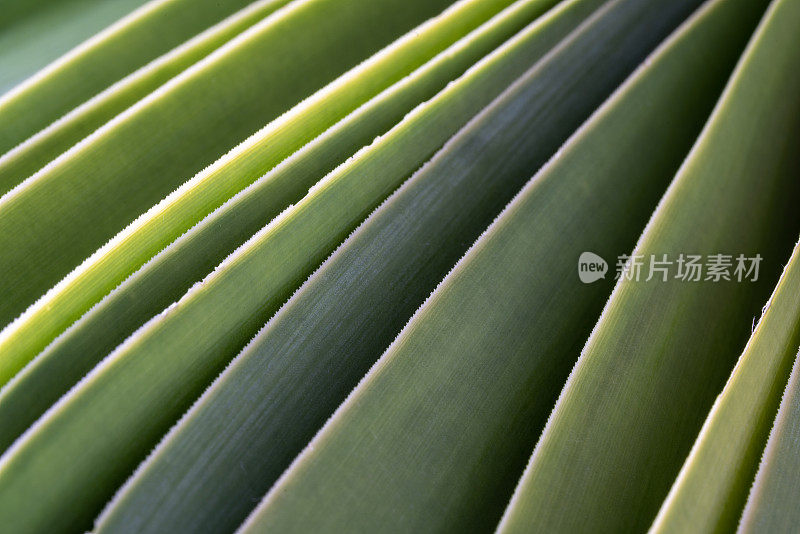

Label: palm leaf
[0,0,583,530]
[0,0,265,162]
[0,0,149,95]
[0,0,568,454]
[0,0,291,195]
[94,0,698,527]
[236,0,761,530]
[651,237,800,533]
[0,0,798,530]
[738,347,800,532]
[498,0,800,530]
[0,0,504,384]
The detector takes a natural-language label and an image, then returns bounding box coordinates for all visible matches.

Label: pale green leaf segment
[238,0,761,530]
[739,347,800,533]
[0,0,565,453]
[497,0,800,531]
[0,0,503,384]
[651,237,800,534]
[0,0,148,95]
[0,0,262,162]
[0,0,463,334]
[0,0,292,195]
[0,0,588,530]
[94,0,701,527]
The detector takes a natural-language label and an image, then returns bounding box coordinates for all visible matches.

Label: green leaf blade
[0,0,502,386]
[94,0,671,528]
[0,0,292,196]
[738,347,800,533]
[497,0,800,531]
[0,0,149,96]
[237,0,757,529]
[650,238,800,534]
[0,0,583,529]
[0,0,564,455]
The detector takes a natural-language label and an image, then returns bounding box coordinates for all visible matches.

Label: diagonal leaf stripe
[0,0,509,385]
[237,0,760,530]
[0,0,149,95]
[0,0,798,530]
[0,0,262,160]
[0,0,601,530]
[0,0,292,196]
[93,0,698,527]
[738,346,800,533]
[0,0,573,455]
[651,236,800,533]
[497,0,800,530]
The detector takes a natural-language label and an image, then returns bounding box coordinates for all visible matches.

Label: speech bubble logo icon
[578,252,608,283]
